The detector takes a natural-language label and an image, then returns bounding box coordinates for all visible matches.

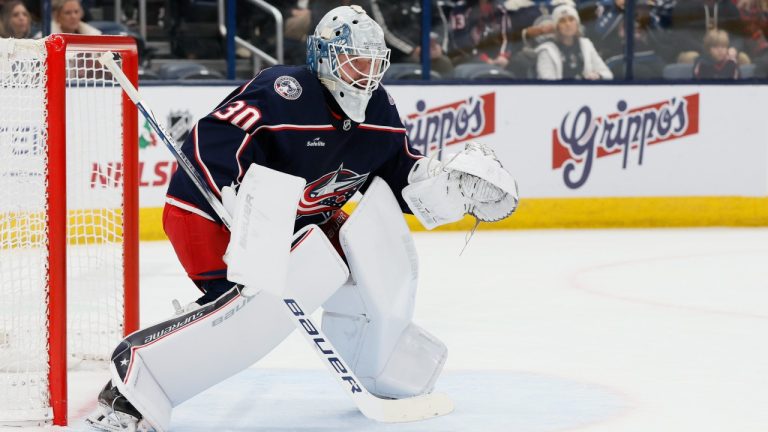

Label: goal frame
[45,34,140,426]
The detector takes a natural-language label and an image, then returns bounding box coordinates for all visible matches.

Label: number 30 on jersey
[213,101,261,132]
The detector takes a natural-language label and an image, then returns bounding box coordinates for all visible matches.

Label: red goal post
[0,34,139,426]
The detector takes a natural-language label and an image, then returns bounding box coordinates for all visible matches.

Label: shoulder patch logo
[274,76,302,100]
[386,90,395,106]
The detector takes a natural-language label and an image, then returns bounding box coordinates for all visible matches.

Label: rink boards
[125,83,768,238]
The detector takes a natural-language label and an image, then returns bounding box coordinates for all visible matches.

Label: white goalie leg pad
[322,177,447,399]
[110,225,348,432]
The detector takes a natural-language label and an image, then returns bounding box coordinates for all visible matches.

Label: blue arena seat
[452,63,514,80]
[138,67,160,81]
[157,62,223,80]
[740,64,756,79]
[662,63,694,80]
[383,63,442,81]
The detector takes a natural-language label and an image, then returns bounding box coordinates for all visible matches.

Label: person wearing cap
[535,4,612,80]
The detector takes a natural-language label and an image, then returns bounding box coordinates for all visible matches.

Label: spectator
[582,0,629,59]
[581,0,666,79]
[735,0,768,77]
[249,1,371,65]
[245,0,311,65]
[167,0,222,60]
[369,0,454,76]
[504,0,579,56]
[506,0,552,45]
[693,29,740,78]
[553,0,577,6]
[52,0,101,35]
[503,0,553,77]
[663,0,743,64]
[282,1,312,64]
[1,1,38,38]
[652,0,676,29]
[536,4,613,79]
[447,0,512,67]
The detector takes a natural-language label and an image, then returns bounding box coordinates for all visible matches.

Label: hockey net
[0,35,138,426]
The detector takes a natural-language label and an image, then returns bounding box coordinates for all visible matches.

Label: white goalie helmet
[307,5,391,123]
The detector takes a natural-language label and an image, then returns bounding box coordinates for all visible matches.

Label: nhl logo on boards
[167,110,194,143]
[274,75,302,100]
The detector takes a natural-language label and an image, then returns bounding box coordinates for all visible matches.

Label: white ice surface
[5,228,768,431]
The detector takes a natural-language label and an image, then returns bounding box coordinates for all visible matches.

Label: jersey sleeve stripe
[252,124,336,134]
[165,195,216,222]
[403,136,422,160]
[192,124,223,198]
[358,124,407,133]
[235,132,254,183]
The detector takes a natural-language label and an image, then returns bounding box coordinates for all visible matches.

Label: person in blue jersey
[88,6,518,431]
[447,0,513,67]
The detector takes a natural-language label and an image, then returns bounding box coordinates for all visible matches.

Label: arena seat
[383,63,442,81]
[157,62,223,80]
[740,64,756,79]
[453,63,514,80]
[138,67,160,81]
[88,20,148,61]
[662,63,694,80]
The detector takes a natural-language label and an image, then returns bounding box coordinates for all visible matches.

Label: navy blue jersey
[447,0,512,64]
[166,65,423,231]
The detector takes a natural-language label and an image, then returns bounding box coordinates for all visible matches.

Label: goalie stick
[97,52,454,423]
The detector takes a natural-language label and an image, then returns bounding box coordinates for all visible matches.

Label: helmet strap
[319,77,337,91]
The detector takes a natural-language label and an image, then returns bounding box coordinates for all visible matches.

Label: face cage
[328,43,391,94]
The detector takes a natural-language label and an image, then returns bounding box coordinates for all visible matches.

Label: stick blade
[358,391,454,423]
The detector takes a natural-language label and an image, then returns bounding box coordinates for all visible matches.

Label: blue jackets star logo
[297,165,368,222]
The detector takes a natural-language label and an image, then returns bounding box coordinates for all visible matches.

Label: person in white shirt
[535,4,612,80]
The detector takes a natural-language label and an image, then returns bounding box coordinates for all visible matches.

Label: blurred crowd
[2,0,767,80]
[0,0,103,39]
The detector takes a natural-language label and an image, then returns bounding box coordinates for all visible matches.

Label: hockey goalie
[88,5,518,431]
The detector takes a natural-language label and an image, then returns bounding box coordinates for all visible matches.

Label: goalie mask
[307,5,391,123]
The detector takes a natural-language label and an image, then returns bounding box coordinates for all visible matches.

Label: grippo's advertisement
[122,85,767,207]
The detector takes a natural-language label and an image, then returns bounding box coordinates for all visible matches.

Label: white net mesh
[0,39,51,423]
[65,50,126,362]
[0,38,129,424]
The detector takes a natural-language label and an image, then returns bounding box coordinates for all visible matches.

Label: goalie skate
[86,382,151,432]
